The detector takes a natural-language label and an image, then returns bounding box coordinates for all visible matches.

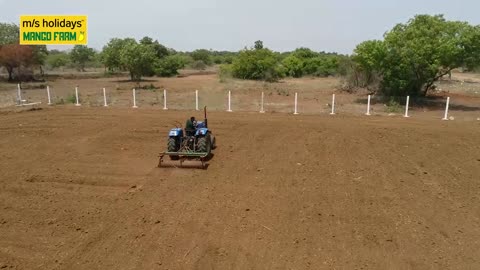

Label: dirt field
[0,107,479,269]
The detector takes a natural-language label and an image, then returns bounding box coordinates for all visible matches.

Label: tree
[70,45,95,71]
[254,40,264,50]
[155,54,188,77]
[139,36,169,59]
[0,23,19,45]
[120,42,157,81]
[31,45,48,75]
[47,53,70,69]
[292,47,317,59]
[353,14,480,96]
[231,43,284,82]
[282,55,304,77]
[191,49,212,65]
[101,38,136,71]
[0,44,33,81]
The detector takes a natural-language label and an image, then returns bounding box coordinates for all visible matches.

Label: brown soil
[0,107,479,269]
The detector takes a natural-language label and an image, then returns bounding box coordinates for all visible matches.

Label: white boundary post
[132,88,138,108]
[46,85,52,105]
[103,88,108,107]
[260,91,265,113]
[442,97,450,120]
[163,89,168,110]
[75,86,81,106]
[17,83,22,104]
[195,90,199,111]
[294,92,299,115]
[330,94,336,115]
[365,95,371,115]
[227,91,232,112]
[404,96,410,118]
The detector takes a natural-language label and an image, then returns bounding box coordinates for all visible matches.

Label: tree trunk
[6,66,13,81]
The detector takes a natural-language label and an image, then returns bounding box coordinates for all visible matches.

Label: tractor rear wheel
[197,135,211,155]
[167,137,179,160]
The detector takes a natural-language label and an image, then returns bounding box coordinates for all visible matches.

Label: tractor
[158,106,215,169]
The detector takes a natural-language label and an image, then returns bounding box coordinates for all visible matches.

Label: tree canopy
[353,14,480,96]
[70,45,95,71]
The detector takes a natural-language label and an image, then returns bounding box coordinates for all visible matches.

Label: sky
[1,0,479,54]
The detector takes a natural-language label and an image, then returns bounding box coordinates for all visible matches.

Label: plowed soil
[0,107,479,270]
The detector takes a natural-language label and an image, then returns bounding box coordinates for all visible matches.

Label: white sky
[1,0,479,53]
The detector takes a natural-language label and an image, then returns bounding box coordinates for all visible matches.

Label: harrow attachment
[158,151,209,169]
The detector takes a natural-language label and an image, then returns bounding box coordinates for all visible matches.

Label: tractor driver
[185,116,197,136]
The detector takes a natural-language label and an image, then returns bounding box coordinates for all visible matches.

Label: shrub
[190,60,207,70]
[231,46,284,82]
[155,54,188,77]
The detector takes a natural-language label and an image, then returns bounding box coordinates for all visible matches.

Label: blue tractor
[158,107,215,168]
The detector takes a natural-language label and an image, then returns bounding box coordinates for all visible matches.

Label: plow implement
[158,151,209,169]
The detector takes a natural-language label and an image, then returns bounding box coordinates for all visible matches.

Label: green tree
[139,36,169,59]
[292,47,317,59]
[47,53,70,69]
[70,45,95,71]
[354,14,480,96]
[0,23,19,45]
[282,55,304,77]
[31,45,48,75]
[120,42,157,81]
[155,54,188,77]
[191,49,212,65]
[254,40,264,50]
[101,38,136,71]
[231,43,284,82]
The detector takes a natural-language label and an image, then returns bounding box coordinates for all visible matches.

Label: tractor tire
[167,138,179,160]
[197,135,211,155]
[211,135,216,150]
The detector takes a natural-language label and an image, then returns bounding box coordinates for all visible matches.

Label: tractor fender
[169,128,183,138]
[195,128,209,136]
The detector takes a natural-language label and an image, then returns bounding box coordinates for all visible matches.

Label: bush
[190,60,207,70]
[282,55,304,78]
[191,49,212,65]
[231,47,284,82]
[385,98,401,113]
[218,64,232,82]
[66,94,77,104]
[155,54,188,77]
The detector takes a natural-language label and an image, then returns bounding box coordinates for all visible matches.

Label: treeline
[0,22,347,82]
[3,14,480,97]
[223,40,348,82]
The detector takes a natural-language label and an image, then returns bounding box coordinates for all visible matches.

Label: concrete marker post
[17,83,23,104]
[442,97,450,120]
[404,96,410,118]
[330,94,336,115]
[103,88,108,107]
[294,92,299,115]
[132,88,138,108]
[227,91,232,112]
[47,86,52,105]
[195,90,199,111]
[365,95,371,115]
[163,89,168,110]
[260,91,265,113]
[75,86,81,106]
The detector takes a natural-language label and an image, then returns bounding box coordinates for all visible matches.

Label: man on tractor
[185,116,197,136]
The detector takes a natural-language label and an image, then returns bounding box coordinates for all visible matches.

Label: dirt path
[0,107,479,269]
